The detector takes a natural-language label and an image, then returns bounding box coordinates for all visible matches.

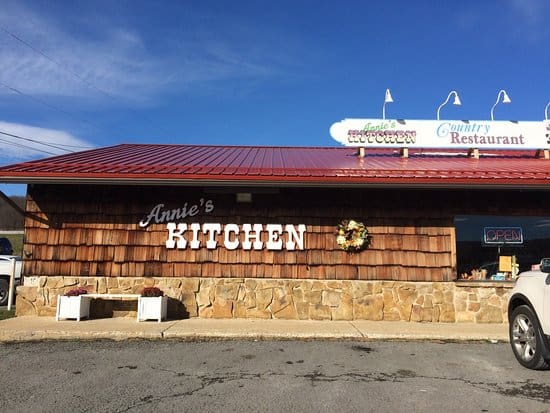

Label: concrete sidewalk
[0,316,509,343]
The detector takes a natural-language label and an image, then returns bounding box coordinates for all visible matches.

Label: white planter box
[138,296,168,322]
[56,295,92,321]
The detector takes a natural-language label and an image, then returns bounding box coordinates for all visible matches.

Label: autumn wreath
[336,219,371,252]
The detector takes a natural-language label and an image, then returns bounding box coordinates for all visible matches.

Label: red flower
[141,287,164,297]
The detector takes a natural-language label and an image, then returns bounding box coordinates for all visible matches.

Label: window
[455,215,550,281]
[0,237,13,255]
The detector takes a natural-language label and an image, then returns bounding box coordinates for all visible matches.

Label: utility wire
[0,129,74,153]
[0,82,106,134]
[0,24,172,137]
[0,25,117,101]
[44,142,94,149]
[0,124,93,150]
[0,137,59,156]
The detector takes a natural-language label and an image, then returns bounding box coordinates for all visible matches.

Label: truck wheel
[509,305,550,370]
[0,279,8,306]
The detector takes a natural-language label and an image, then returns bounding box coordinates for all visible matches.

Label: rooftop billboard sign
[329,119,550,150]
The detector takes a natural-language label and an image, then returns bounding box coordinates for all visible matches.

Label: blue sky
[0,0,549,195]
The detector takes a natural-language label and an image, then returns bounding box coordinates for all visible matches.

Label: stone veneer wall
[16,277,512,323]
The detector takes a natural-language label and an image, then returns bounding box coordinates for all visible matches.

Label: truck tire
[0,279,9,306]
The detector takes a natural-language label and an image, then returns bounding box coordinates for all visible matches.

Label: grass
[0,308,16,320]
[0,233,23,256]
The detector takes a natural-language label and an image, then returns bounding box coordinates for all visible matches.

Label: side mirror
[540,258,550,273]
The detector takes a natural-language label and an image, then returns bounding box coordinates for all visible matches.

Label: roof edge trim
[1,176,549,191]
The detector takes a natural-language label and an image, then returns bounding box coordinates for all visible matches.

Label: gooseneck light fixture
[490,89,511,120]
[545,101,549,120]
[382,88,393,120]
[436,90,461,120]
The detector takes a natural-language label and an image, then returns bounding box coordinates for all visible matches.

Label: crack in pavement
[297,369,550,404]
[114,366,549,411]
[115,368,276,412]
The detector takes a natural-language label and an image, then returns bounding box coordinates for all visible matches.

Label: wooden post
[535,149,550,159]
[7,258,16,311]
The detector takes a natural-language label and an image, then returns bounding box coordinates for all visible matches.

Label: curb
[0,316,510,343]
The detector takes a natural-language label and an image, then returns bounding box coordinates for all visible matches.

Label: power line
[0,24,173,137]
[0,25,117,102]
[0,129,75,153]
[0,82,106,134]
[46,142,94,149]
[0,136,58,156]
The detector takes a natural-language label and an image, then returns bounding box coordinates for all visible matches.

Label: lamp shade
[436,90,461,120]
[384,89,393,103]
[491,89,512,120]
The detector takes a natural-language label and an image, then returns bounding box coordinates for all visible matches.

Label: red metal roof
[0,144,549,188]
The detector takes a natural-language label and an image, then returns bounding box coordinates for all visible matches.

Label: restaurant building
[1,118,549,323]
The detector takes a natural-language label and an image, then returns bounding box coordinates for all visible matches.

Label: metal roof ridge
[111,143,352,150]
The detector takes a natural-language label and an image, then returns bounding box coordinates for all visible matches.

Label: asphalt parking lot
[1,340,549,412]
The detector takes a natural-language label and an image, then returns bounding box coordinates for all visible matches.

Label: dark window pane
[455,215,550,281]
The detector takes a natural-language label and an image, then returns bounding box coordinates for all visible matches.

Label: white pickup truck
[0,256,22,306]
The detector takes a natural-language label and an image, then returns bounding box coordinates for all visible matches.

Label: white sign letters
[166,223,306,251]
[139,198,214,227]
[140,199,307,251]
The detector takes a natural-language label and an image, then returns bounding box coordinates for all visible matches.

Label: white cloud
[0,9,174,103]
[0,120,93,162]
[509,0,544,25]
[454,0,548,44]
[508,0,548,42]
[0,2,292,105]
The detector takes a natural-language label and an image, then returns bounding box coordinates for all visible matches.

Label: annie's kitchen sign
[139,199,306,251]
[329,119,550,150]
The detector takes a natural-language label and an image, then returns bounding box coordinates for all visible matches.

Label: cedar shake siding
[22,184,550,282]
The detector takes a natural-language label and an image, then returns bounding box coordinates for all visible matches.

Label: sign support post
[7,257,16,311]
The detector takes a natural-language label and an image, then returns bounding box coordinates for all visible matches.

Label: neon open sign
[483,227,523,245]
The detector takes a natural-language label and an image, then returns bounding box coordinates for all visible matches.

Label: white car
[507,258,550,369]
[0,255,22,306]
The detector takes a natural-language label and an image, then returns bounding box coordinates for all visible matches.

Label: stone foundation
[15,277,512,323]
